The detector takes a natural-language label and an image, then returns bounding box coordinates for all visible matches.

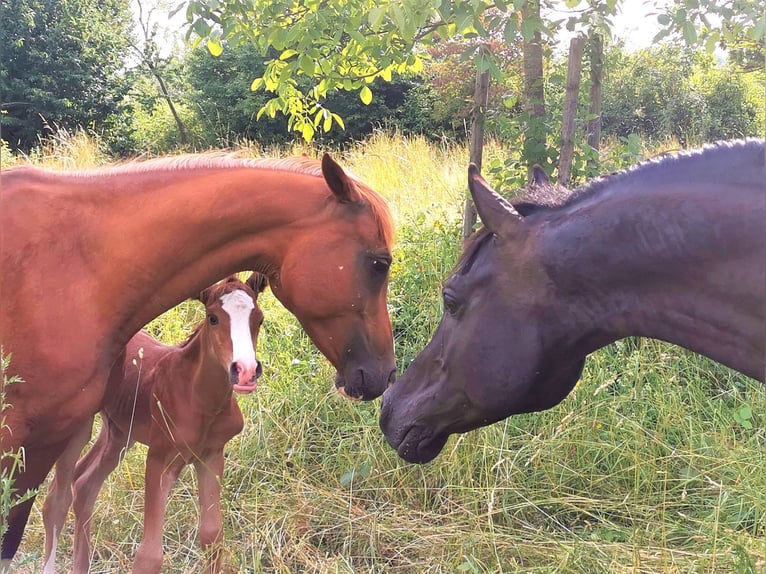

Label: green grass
[8,132,766,573]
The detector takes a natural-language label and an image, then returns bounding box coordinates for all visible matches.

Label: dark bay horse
[381,139,765,464]
[42,274,266,574]
[0,154,395,564]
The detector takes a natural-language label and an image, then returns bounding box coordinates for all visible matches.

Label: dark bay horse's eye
[442,291,460,316]
[208,314,219,326]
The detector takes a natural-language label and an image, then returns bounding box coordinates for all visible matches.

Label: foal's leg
[132,448,185,574]
[41,418,93,574]
[194,449,226,574]
[71,418,133,574]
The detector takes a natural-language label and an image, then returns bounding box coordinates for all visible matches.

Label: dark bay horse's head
[268,154,396,401]
[380,166,585,463]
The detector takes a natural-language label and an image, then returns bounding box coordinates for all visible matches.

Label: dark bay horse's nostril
[386,369,396,389]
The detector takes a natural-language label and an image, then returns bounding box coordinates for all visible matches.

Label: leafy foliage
[0,0,134,151]
[655,0,765,71]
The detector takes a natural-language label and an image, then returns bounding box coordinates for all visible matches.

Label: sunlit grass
[6,132,766,573]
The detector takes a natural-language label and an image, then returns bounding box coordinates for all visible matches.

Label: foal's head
[198,273,267,393]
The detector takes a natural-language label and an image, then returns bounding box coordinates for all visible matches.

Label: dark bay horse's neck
[540,180,765,381]
[89,168,321,348]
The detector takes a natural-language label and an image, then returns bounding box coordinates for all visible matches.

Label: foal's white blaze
[221,289,258,377]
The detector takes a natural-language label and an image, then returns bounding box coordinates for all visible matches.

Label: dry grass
[6,132,766,573]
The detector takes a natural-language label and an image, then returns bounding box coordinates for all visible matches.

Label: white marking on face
[220,290,257,368]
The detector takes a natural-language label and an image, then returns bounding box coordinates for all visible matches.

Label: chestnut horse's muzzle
[335,365,396,402]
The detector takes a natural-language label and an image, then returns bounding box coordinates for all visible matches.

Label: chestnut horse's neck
[12,158,325,352]
[537,141,765,380]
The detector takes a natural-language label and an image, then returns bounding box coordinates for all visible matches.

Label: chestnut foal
[42,274,267,574]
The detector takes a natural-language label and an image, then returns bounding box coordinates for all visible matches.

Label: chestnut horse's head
[380,166,585,463]
[267,154,396,401]
[198,273,267,393]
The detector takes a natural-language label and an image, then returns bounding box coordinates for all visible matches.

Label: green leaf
[359,85,372,105]
[250,77,264,91]
[298,54,314,75]
[682,20,698,44]
[368,6,386,31]
[279,49,298,60]
[332,113,345,130]
[207,38,223,57]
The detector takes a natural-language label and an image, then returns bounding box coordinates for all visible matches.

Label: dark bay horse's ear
[531,164,549,186]
[246,272,268,294]
[322,153,361,204]
[467,164,521,236]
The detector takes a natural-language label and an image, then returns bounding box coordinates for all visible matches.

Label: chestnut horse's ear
[246,272,268,294]
[530,164,549,186]
[322,153,361,204]
[467,164,521,236]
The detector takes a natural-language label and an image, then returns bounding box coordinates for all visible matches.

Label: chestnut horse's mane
[19,153,395,247]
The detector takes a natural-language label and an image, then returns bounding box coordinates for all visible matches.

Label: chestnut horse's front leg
[133,448,184,574]
[42,418,93,574]
[194,449,226,574]
[2,438,71,572]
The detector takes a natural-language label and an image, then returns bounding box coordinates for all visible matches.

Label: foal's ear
[198,286,212,305]
[322,153,361,204]
[246,272,268,294]
[467,164,521,236]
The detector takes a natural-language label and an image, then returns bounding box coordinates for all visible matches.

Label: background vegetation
[4,132,765,573]
[1,0,764,571]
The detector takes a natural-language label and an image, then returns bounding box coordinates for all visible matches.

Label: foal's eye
[208,314,219,326]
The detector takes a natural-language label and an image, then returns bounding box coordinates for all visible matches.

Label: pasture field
[7,133,765,573]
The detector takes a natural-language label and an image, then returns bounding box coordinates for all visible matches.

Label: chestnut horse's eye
[371,257,390,274]
[207,314,219,326]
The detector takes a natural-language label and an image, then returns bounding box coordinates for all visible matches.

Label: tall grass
[6,132,765,573]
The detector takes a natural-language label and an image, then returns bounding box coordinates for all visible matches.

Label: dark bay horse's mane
[517,138,764,214]
[456,138,764,275]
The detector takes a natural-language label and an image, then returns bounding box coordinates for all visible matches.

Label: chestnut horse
[0,154,395,565]
[381,139,765,464]
[41,274,266,574]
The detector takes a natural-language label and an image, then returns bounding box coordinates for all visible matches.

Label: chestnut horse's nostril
[255,360,263,380]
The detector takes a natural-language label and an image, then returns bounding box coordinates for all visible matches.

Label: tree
[655,0,765,71]
[0,0,134,151]
[133,0,188,146]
